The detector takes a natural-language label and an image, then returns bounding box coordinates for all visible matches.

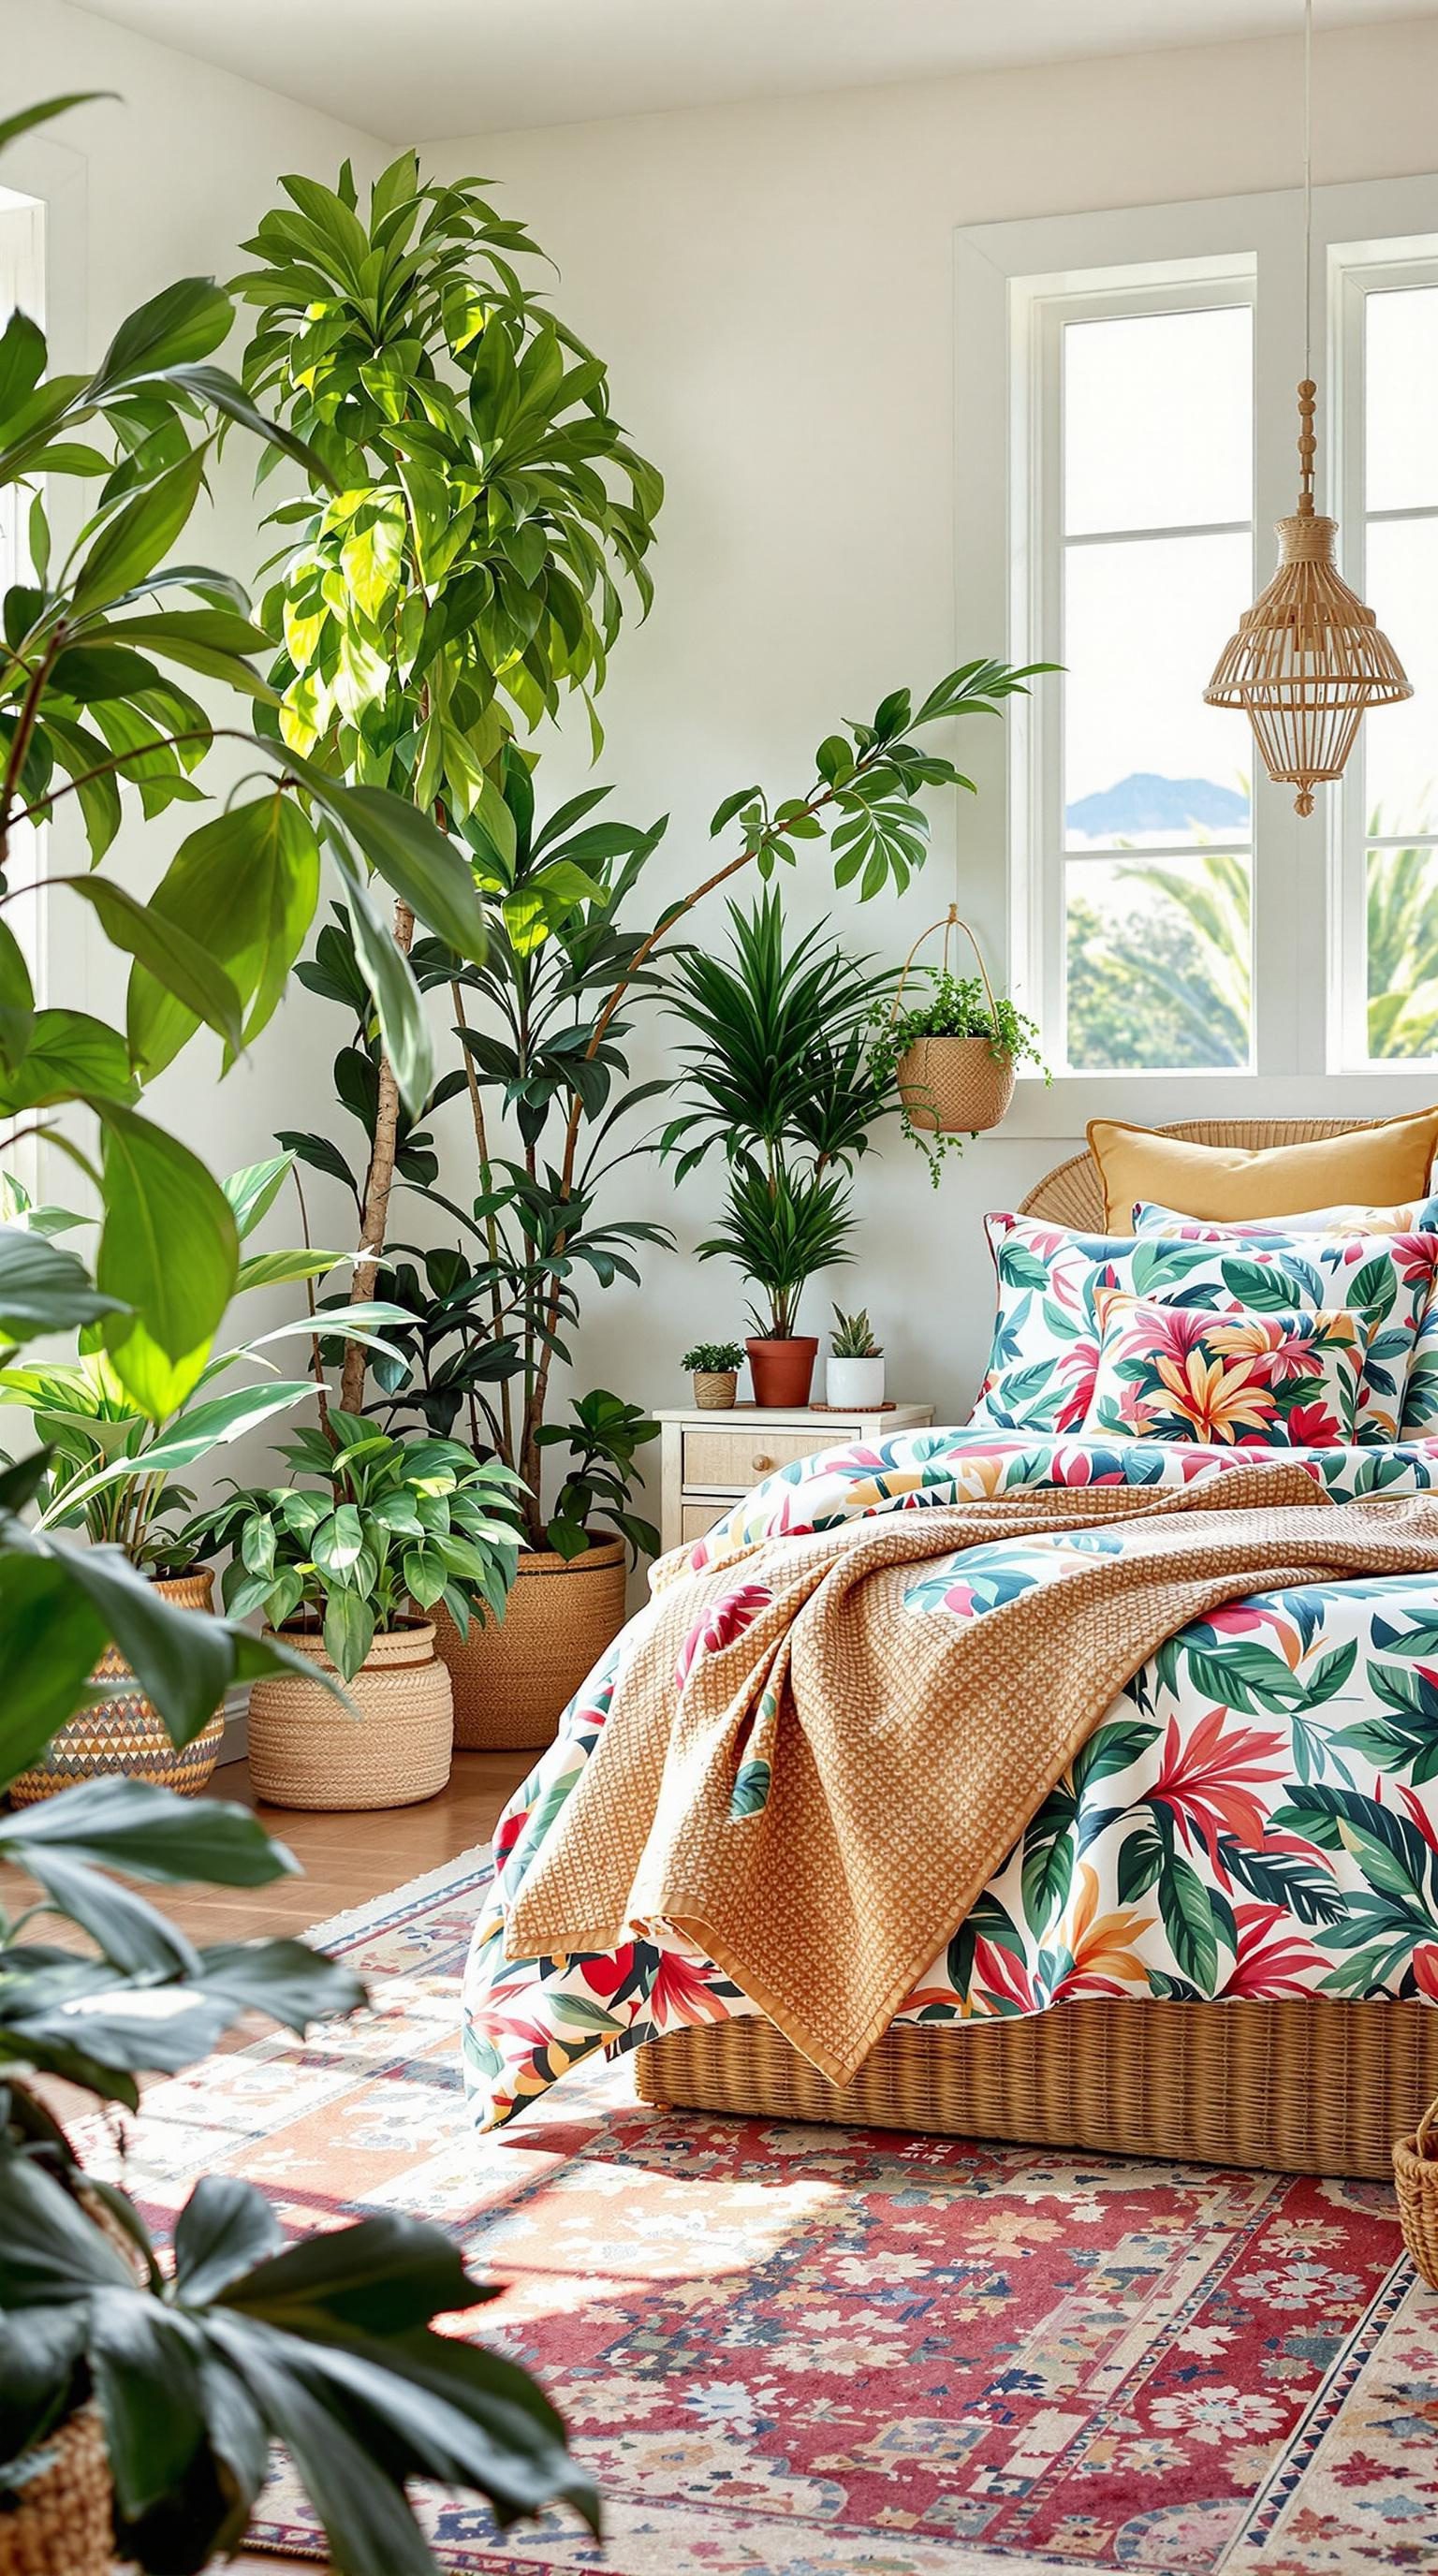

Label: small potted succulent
[682,1340,745,1409]
[827,1306,886,1408]
[184,1412,523,1810]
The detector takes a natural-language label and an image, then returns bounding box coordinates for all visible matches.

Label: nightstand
[654,1401,935,1553]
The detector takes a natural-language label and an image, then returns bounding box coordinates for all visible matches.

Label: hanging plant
[869,912,1047,1186]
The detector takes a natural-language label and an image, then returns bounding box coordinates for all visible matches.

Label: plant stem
[451,977,514,1469]
[340,896,415,1412]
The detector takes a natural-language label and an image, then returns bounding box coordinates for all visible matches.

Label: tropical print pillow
[1131,1195,1438,1237]
[973,1212,1436,1442]
[1080,1290,1370,1448]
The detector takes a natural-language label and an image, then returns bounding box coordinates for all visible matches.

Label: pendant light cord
[1303,0,1313,386]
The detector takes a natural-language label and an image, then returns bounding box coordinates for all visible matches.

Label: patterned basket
[693,1370,738,1410]
[1394,2094,1438,2284]
[889,906,1017,1136]
[0,2405,113,2576]
[8,1568,226,1807]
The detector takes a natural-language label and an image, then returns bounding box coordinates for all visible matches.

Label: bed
[462,1120,1438,2178]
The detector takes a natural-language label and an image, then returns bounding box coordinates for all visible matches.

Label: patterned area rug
[90,1847,1438,2574]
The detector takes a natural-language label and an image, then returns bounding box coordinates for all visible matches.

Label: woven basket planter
[692,1370,738,1410]
[0,2404,113,2576]
[8,1568,225,1808]
[1394,2095,1438,2284]
[246,1618,451,1811]
[436,1536,627,1751]
[895,1033,1016,1136]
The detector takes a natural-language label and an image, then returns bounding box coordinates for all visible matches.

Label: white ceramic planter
[826,1353,886,1407]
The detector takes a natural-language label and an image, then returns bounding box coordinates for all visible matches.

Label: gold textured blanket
[506,1464,1438,2084]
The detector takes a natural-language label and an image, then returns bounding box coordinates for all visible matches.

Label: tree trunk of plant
[340,897,415,1413]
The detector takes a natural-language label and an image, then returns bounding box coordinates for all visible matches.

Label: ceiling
[77,0,1438,143]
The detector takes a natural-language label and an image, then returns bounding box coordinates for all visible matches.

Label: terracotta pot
[896,1033,1016,1135]
[8,1568,226,1807]
[692,1369,738,1410]
[746,1335,818,1407]
[246,1618,451,1811]
[0,2405,113,2576]
[436,1534,628,1751]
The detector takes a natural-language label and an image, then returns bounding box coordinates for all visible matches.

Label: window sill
[1001,1068,1438,1138]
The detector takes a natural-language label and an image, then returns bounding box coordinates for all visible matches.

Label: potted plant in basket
[827,1306,885,1408]
[682,1339,745,1409]
[0,1157,405,1803]
[664,893,895,1407]
[870,906,1047,1184]
[183,1411,523,1808]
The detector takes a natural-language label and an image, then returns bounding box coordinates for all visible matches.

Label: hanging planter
[873,908,1045,1179]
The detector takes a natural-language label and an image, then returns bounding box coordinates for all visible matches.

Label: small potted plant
[871,908,1046,1183]
[682,1340,745,1409]
[184,1413,522,1809]
[827,1306,886,1408]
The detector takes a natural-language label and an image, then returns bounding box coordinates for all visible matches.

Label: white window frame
[955,173,1438,1134]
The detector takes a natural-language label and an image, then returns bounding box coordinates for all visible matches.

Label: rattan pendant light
[1203,0,1410,815]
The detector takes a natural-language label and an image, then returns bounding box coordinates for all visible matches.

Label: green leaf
[72,444,209,614]
[329,851,432,1120]
[222,1152,295,1240]
[0,1553,108,1787]
[322,1588,374,1681]
[0,1775,298,1888]
[0,1008,136,1115]
[0,1222,124,1339]
[233,1248,336,1291]
[172,2175,283,2305]
[0,313,46,435]
[286,753,487,962]
[125,791,320,1076]
[710,784,759,839]
[0,2154,136,2307]
[65,875,245,1061]
[89,2291,208,2516]
[0,94,114,157]
[95,1105,240,1418]
[94,277,232,393]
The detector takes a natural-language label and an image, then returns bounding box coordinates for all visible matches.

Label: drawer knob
[753,1452,775,1472]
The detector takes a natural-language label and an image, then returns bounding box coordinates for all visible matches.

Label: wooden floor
[5,1749,533,2575]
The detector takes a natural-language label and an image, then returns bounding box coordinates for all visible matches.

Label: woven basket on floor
[0,2405,113,2576]
[1394,2094,1438,2283]
[436,1536,627,1751]
[635,1998,1438,2180]
[8,1568,225,1807]
[245,1617,451,1810]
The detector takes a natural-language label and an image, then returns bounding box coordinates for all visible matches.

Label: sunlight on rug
[80,1847,1438,2576]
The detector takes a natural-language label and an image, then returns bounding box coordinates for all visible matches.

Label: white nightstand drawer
[682,1427,824,1488]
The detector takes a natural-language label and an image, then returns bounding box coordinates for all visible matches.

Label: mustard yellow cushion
[1086,1110,1438,1233]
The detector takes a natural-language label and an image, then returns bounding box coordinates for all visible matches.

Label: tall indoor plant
[663,892,895,1405]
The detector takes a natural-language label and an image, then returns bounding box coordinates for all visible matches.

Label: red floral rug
[90,1850,1438,2574]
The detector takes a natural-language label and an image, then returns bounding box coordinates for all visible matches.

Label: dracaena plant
[279,666,1043,1551]
[0,95,487,1432]
[231,148,664,1406]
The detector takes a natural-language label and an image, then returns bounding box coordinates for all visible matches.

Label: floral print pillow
[1080,1291,1370,1448]
[1131,1196,1438,1237]
[973,1212,1436,1442]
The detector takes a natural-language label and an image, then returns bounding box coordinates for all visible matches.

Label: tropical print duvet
[462,1423,1438,2132]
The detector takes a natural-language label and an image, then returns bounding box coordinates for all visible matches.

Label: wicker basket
[245,1618,451,1810]
[436,1536,628,1750]
[635,1998,1438,2180]
[0,2405,113,2576]
[890,907,1018,1137]
[8,1568,226,1808]
[1394,2093,1438,2283]
[693,1370,739,1410]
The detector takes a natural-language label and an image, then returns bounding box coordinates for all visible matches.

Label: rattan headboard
[1020,1119,1373,1232]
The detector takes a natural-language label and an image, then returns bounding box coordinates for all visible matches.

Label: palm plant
[1366,837,1438,1058]
[663,894,895,1339]
[1065,851,1251,1070]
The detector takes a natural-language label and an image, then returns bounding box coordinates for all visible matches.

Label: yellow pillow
[1087,1109,1438,1233]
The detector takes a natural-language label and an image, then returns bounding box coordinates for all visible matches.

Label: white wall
[425,16,1438,1440]
[2,0,376,1247]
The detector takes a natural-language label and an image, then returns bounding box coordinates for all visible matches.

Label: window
[956,177,1438,1121]
[1336,263,1438,1065]
[1049,287,1255,1073]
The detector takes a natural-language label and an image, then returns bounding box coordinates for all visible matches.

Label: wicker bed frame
[632,1118,1438,2177]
